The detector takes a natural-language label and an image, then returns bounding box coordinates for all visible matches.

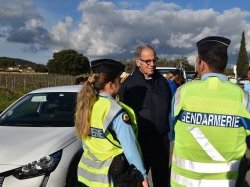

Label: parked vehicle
[0,85,82,187]
[228,76,238,84]
[185,71,197,82]
[156,67,186,80]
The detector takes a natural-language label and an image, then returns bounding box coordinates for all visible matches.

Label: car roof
[156,67,181,70]
[29,85,82,94]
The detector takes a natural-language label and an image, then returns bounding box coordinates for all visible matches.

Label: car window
[0,92,77,127]
[156,68,186,79]
[186,72,197,81]
[157,68,176,75]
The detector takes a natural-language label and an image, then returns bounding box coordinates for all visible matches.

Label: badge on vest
[179,110,242,128]
[90,127,105,138]
[122,113,131,125]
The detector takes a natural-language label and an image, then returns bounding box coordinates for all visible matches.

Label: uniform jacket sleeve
[110,111,147,178]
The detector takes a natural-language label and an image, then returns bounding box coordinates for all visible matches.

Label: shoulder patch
[122,113,131,125]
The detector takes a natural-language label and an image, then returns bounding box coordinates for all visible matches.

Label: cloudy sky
[1,0,250,65]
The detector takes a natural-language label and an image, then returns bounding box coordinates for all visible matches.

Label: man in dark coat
[118,44,172,187]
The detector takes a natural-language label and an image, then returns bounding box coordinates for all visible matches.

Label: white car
[0,85,83,187]
[156,67,186,80]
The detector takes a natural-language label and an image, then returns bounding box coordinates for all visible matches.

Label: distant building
[20,67,35,73]
[7,66,21,72]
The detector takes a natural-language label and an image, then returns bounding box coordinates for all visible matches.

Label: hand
[142,178,149,187]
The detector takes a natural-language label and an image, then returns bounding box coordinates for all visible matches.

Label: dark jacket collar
[133,67,160,80]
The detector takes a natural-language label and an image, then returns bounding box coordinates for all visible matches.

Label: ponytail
[75,79,96,139]
[75,72,119,139]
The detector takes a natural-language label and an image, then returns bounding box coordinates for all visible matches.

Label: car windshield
[0,92,77,127]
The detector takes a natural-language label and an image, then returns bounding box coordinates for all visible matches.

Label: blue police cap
[196,36,231,53]
[90,59,125,74]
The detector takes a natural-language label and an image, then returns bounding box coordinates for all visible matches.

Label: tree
[236,31,249,78]
[47,49,90,75]
[157,56,195,71]
[121,59,135,74]
[176,57,195,71]
[34,64,48,73]
[0,58,15,68]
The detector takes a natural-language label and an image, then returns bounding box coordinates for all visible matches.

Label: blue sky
[1,0,250,65]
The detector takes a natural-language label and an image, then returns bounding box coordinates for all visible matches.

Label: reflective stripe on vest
[171,171,236,187]
[103,98,122,131]
[171,78,250,187]
[82,142,99,161]
[78,97,132,187]
[173,155,240,173]
[189,126,226,161]
[81,154,113,169]
[103,98,122,148]
[78,166,110,183]
[243,91,249,108]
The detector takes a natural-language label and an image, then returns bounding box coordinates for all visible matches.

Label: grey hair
[134,44,156,60]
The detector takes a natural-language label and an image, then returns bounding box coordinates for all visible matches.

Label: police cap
[90,59,125,74]
[196,36,231,54]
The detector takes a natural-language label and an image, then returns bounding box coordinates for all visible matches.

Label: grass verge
[0,87,24,112]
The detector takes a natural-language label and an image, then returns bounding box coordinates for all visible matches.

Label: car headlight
[13,150,62,179]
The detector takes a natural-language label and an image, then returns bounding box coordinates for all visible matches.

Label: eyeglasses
[139,57,158,65]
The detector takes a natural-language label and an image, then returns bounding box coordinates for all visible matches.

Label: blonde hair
[75,73,119,139]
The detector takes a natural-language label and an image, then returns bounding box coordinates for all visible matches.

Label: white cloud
[151,38,160,45]
[0,0,52,51]
[25,18,43,29]
[245,30,250,51]
[2,0,250,63]
[0,25,10,37]
[167,33,193,48]
[48,0,250,60]
[187,54,197,66]
[0,0,35,18]
[51,16,73,42]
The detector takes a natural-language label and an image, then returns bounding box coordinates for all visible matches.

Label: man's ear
[200,60,211,73]
[196,54,201,64]
[108,82,113,90]
[200,60,205,72]
[135,59,141,67]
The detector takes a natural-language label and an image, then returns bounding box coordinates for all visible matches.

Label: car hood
[0,126,79,172]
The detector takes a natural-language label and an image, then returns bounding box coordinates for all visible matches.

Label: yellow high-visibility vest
[171,77,250,187]
[78,96,137,187]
